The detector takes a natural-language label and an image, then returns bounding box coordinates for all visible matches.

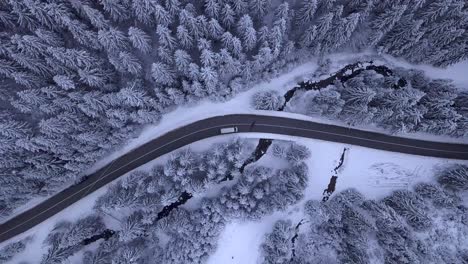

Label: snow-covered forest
[260,164,468,264]
[1,0,468,221]
[1,139,311,263]
[259,62,468,136]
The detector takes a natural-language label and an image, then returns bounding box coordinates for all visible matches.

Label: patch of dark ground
[322,148,348,202]
[156,191,193,221]
[153,138,274,223]
[238,139,274,174]
[290,219,305,260]
[81,229,115,245]
[279,61,399,111]
[333,148,349,174]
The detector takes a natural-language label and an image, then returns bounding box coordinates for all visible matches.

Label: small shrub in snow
[251,90,285,110]
[437,164,468,192]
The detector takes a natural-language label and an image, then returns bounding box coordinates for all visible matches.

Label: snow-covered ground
[207,132,468,264]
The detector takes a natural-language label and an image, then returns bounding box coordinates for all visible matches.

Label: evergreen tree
[204,0,220,18]
[118,51,142,75]
[207,18,224,40]
[154,3,172,26]
[128,27,152,54]
[296,0,318,26]
[250,0,271,19]
[157,25,176,50]
[174,49,192,74]
[176,25,194,48]
[82,5,110,29]
[437,164,468,192]
[251,90,285,110]
[53,75,75,90]
[261,220,293,264]
[151,62,175,85]
[368,4,407,46]
[220,4,236,28]
[99,0,131,22]
[98,27,129,53]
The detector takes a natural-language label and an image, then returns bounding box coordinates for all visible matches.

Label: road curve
[1,114,467,243]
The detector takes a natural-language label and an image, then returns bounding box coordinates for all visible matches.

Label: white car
[220,127,238,134]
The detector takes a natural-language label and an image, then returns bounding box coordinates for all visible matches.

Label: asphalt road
[1,114,467,243]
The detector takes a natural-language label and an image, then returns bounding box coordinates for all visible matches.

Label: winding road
[1,114,467,243]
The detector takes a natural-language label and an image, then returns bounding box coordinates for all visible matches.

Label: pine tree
[9,1,39,30]
[64,19,101,50]
[204,0,220,18]
[200,49,216,67]
[207,18,224,40]
[230,0,248,15]
[128,27,152,54]
[296,0,318,26]
[251,90,285,110]
[0,238,28,263]
[98,27,129,53]
[368,4,407,46]
[153,3,171,26]
[176,25,194,48]
[82,5,110,29]
[118,51,142,75]
[99,0,131,22]
[117,83,149,107]
[151,62,175,85]
[200,66,219,94]
[131,0,157,25]
[437,164,468,192]
[157,25,176,50]
[120,211,146,242]
[261,220,293,264]
[217,49,240,76]
[237,15,257,51]
[221,32,242,56]
[174,49,192,74]
[78,67,112,88]
[53,75,75,90]
[220,4,235,28]
[308,89,345,118]
[379,14,424,56]
[250,0,271,18]
[384,190,432,231]
[10,33,48,57]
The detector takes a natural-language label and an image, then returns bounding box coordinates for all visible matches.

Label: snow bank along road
[1,114,467,243]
